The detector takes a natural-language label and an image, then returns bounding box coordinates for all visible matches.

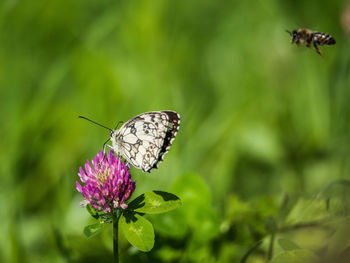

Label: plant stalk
[267,231,275,261]
[113,210,121,263]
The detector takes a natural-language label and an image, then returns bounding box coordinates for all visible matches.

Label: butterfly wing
[114,111,180,172]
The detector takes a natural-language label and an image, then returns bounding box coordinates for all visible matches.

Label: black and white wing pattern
[111,111,180,172]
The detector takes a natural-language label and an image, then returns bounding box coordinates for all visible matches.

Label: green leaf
[270,250,319,263]
[318,180,350,214]
[162,174,220,242]
[319,179,350,196]
[284,197,330,225]
[152,210,188,239]
[278,238,300,251]
[83,222,105,238]
[326,220,350,257]
[119,211,155,252]
[128,191,181,214]
[86,204,100,219]
[190,205,220,242]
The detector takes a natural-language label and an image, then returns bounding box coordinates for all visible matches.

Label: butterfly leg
[103,137,113,153]
[103,144,114,153]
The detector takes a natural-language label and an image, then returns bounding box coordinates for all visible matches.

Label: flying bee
[286,28,336,55]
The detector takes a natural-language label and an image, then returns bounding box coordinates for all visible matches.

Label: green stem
[267,231,275,261]
[113,210,121,263]
[240,240,263,263]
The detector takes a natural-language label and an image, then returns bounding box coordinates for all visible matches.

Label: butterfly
[79,111,180,172]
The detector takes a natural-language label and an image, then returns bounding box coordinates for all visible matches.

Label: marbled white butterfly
[79,111,180,172]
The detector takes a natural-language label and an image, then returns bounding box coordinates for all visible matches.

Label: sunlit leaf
[119,211,154,252]
[327,220,350,257]
[285,197,330,225]
[278,238,300,251]
[278,194,299,222]
[319,180,350,196]
[318,180,350,215]
[128,191,181,214]
[270,249,319,263]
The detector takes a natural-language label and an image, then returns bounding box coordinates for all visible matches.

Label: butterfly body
[110,111,180,172]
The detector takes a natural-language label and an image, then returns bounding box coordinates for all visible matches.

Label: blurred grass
[1,0,350,262]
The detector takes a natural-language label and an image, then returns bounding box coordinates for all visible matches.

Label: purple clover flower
[76,150,135,213]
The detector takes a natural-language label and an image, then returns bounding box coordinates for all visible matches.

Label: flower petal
[76,181,83,192]
[76,149,135,213]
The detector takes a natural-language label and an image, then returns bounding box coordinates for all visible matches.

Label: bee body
[287,28,336,55]
[312,31,336,46]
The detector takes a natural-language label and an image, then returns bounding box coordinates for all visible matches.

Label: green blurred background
[1,0,350,262]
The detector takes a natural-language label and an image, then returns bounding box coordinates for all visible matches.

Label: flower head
[76,150,135,213]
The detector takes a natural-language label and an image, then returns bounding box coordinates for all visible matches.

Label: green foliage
[119,211,155,252]
[1,0,350,262]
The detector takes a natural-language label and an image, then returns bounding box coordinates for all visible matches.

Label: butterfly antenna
[114,121,124,130]
[285,30,292,35]
[78,116,113,131]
